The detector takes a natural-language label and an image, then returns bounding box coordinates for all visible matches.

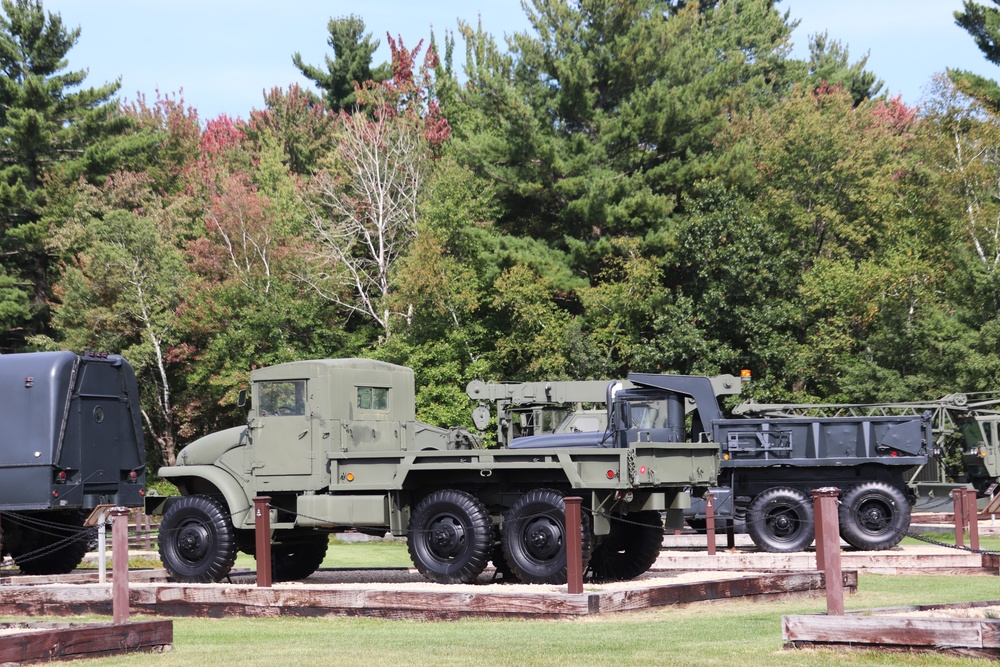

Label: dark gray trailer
[0,351,146,574]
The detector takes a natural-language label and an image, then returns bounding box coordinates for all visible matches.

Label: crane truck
[467,373,933,553]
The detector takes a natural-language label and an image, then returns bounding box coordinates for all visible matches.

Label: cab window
[258,380,306,416]
[357,386,388,411]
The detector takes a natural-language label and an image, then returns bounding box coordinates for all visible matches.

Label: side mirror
[237,389,249,410]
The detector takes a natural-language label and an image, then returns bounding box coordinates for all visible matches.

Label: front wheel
[838,481,909,551]
[501,489,592,585]
[746,487,814,553]
[407,489,493,584]
[159,495,238,583]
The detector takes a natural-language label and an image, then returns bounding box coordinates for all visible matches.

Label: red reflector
[58,471,66,480]
[52,491,58,498]
[639,465,647,475]
[139,489,145,496]
[606,470,616,479]
[129,471,137,479]
[891,451,898,457]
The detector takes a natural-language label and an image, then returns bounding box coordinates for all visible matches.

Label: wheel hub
[177,524,210,561]
[428,518,464,559]
[524,519,562,560]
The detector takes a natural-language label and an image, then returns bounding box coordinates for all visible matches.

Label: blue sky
[39,0,995,121]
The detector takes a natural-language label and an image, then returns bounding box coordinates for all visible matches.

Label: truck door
[252,379,313,485]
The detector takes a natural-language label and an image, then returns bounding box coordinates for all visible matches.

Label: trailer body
[0,351,146,573]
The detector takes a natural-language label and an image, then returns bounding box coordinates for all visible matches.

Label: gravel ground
[249,567,767,594]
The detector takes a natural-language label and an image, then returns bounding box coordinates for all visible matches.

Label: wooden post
[141,509,151,550]
[111,506,130,625]
[811,487,843,616]
[813,491,826,567]
[253,496,272,588]
[705,492,716,556]
[953,488,966,548]
[564,496,583,595]
[967,488,980,551]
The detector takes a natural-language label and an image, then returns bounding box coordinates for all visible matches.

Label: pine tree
[0,0,132,350]
[950,0,1000,114]
[805,32,884,105]
[292,15,391,112]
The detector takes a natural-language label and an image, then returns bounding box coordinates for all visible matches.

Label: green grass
[8,573,1000,666]
[901,532,1000,553]
[233,536,413,570]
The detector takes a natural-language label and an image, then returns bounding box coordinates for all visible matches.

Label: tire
[838,481,910,551]
[270,532,329,582]
[501,488,592,585]
[590,511,663,582]
[406,489,493,584]
[158,495,238,583]
[490,526,520,583]
[746,487,814,553]
[14,511,89,575]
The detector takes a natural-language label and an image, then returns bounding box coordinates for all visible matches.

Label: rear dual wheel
[589,510,663,582]
[500,489,592,585]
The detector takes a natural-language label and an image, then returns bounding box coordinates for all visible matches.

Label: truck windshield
[629,399,666,429]
[258,380,306,416]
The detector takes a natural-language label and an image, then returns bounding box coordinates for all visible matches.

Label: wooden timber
[653,547,1000,575]
[0,571,856,621]
[0,620,172,665]
[784,601,1000,658]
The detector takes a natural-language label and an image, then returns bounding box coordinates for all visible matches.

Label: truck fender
[155,465,255,529]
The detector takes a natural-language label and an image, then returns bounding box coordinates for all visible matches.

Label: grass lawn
[11,536,1000,667]
[17,574,999,667]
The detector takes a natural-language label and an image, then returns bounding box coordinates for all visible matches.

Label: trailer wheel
[838,481,909,551]
[407,489,493,584]
[501,488,592,585]
[746,487,814,553]
[159,495,237,583]
[14,511,89,575]
[270,532,329,582]
[589,511,663,582]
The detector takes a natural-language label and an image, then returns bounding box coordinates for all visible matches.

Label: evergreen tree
[0,0,134,350]
[292,15,391,112]
[805,31,884,105]
[950,0,1000,114]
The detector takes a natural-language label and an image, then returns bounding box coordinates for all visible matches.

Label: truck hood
[175,426,247,467]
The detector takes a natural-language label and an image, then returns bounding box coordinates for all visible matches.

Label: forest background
[1,0,998,471]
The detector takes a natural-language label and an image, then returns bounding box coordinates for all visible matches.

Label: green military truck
[148,358,719,585]
[0,351,146,574]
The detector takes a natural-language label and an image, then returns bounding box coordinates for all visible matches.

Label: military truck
[148,358,720,585]
[468,374,933,553]
[0,351,146,574]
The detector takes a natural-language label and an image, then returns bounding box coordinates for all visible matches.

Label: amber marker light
[346,472,355,482]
